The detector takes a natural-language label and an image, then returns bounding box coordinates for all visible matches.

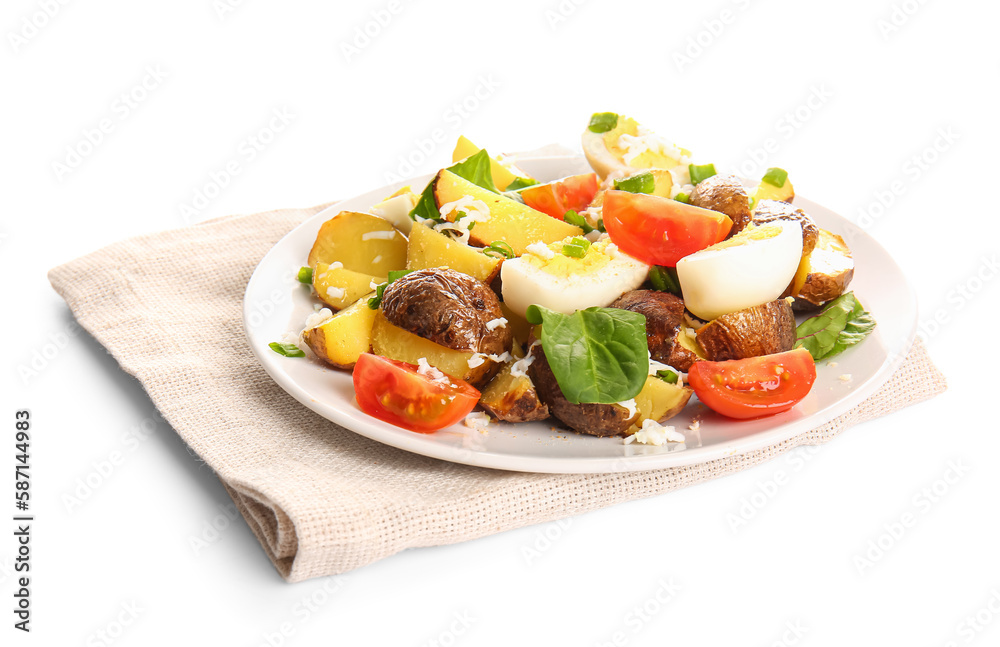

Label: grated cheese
[326,286,346,300]
[303,308,333,330]
[624,419,685,446]
[361,230,398,241]
[486,317,508,331]
[525,241,555,260]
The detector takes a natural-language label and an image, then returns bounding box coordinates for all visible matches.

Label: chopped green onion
[269,342,305,357]
[588,112,619,133]
[648,266,681,295]
[571,236,591,250]
[597,218,606,233]
[562,242,588,258]
[482,240,515,260]
[688,163,717,186]
[563,209,594,234]
[297,266,313,284]
[656,369,678,384]
[614,172,655,195]
[674,192,690,204]
[748,195,757,210]
[368,270,414,309]
[761,167,788,188]
[505,177,539,191]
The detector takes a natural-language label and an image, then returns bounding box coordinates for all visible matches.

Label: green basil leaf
[409,149,499,222]
[269,342,305,358]
[525,305,649,404]
[795,292,877,361]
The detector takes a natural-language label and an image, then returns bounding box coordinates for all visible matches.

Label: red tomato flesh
[602,190,732,266]
[352,353,480,433]
[520,173,599,220]
[687,348,817,419]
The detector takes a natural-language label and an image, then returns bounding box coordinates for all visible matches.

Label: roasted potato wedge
[627,376,693,434]
[370,310,500,387]
[786,228,854,308]
[696,299,796,361]
[312,262,381,310]
[303,293,377,369]
[405,221,502,284]
[528,345,637,437]
[479,344,549,423]
[307,211,407,276]
[380,268,512,357]
[611,290,699,371]
[690,174,752,237]
[432,169,582,256]
[752,200,819,257]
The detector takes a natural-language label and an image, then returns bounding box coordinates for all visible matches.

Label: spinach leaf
[795,292,877,361]
[409,149,500,223]
[525,305,649,404]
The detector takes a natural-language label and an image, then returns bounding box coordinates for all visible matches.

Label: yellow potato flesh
[627,376,693,434]
[405,221,501,284]
[370,311,498,386]
[312,263,382,310]
[433,170,582,257]
[302,293,377,369]
[307,211,407,277]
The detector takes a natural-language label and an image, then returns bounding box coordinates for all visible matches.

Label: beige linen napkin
[48,204,947,582]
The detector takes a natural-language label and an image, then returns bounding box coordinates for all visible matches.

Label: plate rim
[243,155,918,474]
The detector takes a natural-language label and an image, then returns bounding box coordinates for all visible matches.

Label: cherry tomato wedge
[520,173,599,220]
[687,348,816,419]
[602,190,732,266]
[352,353,480,433]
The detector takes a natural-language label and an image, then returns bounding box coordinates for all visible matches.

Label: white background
[2,0,997,645]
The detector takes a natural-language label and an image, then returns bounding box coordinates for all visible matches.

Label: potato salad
[269,113,875,442]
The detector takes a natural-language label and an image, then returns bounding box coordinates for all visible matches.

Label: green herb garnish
[674,192,690,204]
[761,167,788,188]
[597,218,606,233]
[688,163,717,186]
[648,266,681,295]
[367,270,415,310]
[563,209,594,234]
[795,292,877,361]
[269,342,305,358]
[505,177,539,191]
[614,172,655,195]
[482,240,515,260]
[656,369,679,384]
[588,112,619,133]
[525,305,649,404]
[297,266,313,284]
[561,236,591,258]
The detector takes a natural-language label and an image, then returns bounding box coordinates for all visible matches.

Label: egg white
[501,241,650,317]
[676,219,803,321]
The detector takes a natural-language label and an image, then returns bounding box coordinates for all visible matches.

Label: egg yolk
[602,117,686,169]
[702,223,782,252]
[524,239,615,277]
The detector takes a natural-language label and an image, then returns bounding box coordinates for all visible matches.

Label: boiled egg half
[501,236,650,317]
[676,219,803,321]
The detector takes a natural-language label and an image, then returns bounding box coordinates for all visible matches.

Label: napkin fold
[48,204,946,582]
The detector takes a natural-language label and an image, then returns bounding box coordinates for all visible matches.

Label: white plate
[243,156,917,474]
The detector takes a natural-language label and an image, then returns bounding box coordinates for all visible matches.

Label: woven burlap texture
[48,204,947,582]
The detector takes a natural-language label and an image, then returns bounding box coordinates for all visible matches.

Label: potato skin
[753,200,820,256]
[380,268,512,356]
[690,174,752,237]
[528,345,636,437]
[610,290,699,371]
[695,299,796,361]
